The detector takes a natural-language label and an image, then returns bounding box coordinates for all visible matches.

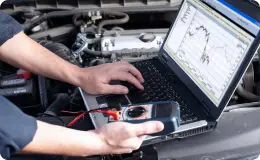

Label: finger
[128,65,144,83]
[119,63,145,83]
[132,121,164,137]
[112,148,134,155]
[111,71,144,90]
[101,84,129,94]
[122,137,143,151]
[139,135,147,141]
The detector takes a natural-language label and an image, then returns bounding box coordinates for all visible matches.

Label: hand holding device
[109,101,180,136]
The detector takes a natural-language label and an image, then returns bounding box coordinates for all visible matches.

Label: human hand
[77,61,145,95]
[92,121,164,155]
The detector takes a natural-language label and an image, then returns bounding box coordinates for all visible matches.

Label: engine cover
[101,29,168,55]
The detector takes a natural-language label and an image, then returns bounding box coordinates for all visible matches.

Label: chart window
[164,0,254,106]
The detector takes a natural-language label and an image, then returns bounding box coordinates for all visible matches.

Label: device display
[163,0,255,106]
[109,101,180,136]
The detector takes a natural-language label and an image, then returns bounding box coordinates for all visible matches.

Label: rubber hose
[83,48,102,56]
[40,40,81,66]
[44,93,69,116]
[24,10,129,33]
[23,10,93,32]
[97,11,129,35]
[111,26,124,31]
[38,76,48,112]
[236,84,260,102]
[72,13,86,27]
[89,59,107,66]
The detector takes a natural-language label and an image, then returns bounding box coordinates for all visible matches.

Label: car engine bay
[1,0,260,160]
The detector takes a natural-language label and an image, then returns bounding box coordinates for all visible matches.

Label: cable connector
[95,110,121,121]
[66,109,122,127]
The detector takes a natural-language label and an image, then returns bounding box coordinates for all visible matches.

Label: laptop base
[79,57,215,146]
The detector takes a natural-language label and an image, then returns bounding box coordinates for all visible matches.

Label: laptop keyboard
[123,59,198,124]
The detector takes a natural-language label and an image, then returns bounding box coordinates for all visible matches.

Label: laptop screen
[163,0,256,106]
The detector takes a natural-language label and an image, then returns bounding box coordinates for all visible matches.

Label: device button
[127,107,147,118]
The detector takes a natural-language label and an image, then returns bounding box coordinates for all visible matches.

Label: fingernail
[124,88,129,94]
[156,122,164,131]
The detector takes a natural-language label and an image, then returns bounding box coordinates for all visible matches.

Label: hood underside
[1,0,182,13]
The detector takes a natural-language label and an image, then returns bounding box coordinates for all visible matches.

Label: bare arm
[0,32,80,86]
[21,121,101,157]
[0,31,144,95]
[0,31,160,156]
[21,120,163,156]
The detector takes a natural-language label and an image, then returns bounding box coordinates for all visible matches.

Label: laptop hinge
[161,53,168,63]
[201,101,211,117]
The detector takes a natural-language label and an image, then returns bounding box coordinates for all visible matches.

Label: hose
[72,13,88,27]
[236,84,260,102]
[29,24,76,40]
[224,101,260,112]
[89,59,107,66]
[40,40,81,66]
[38,76,48,112]
[23,10,92,32]
[111,26,124,31]
[23,10,129,34]
[44,93,70,116]
[97,11,129,35]
[83,48,102,56]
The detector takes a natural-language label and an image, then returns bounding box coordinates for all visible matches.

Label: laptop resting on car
[80,0,260,146]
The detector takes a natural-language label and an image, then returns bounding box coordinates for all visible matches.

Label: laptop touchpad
[96,95,129,108]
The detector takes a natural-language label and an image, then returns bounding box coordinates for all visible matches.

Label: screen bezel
[161,0,260,120]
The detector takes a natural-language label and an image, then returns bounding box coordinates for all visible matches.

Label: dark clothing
[0,11,37,159]
[0,10,23,45]
[0,96,37,159]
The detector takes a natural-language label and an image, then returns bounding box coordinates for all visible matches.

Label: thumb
[133,121,164,137]
[102,84,129,94]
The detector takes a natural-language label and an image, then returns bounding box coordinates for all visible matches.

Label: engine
[0,5,259,117]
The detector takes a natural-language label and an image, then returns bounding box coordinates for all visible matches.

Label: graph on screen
[164,0,252,105]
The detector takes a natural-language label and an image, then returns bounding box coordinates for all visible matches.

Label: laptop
[80,0,260,146]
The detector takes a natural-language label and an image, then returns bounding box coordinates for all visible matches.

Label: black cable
[37,113,66,127]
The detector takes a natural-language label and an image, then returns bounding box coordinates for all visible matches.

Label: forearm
[22,121,104,157]
[0,31,81,86]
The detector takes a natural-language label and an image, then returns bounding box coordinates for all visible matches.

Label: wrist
[81,130,110,156]
[69,65,84,87]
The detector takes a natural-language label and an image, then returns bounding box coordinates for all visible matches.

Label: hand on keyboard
[79,61,145,95]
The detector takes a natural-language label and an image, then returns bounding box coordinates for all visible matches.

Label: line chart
[165,0,252,104]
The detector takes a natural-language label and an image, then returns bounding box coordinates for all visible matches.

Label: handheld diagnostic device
[109,101,180,136]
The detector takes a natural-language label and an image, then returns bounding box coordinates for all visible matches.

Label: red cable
[67,112,88,127]
[67,110,121,127]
